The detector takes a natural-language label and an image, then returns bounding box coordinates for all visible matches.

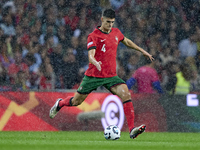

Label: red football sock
[59,96,73,108]
[123,100,135,132]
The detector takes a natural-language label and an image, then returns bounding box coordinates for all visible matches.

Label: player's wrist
[92,60,99,66]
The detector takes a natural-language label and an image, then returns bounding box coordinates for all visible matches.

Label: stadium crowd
[0,0,200,94]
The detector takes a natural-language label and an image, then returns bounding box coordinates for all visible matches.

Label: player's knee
[120,90,131,100]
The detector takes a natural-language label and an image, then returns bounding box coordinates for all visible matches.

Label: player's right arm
[88,49,102,71]
[87,34,102,71]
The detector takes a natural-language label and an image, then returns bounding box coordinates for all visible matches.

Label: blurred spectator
[2,1,16,18]
[116,58,126,81]
[8,51,29,85]
[178,31,198,60]
[170,1,186,22]
[182,0,200,23]
[42,0,55,16]
[14,1,24,26]
[195,26,200,73]
[157,10,168,36]
[23,53,39,89]
[61,48,79,89]
[147,36,160,56]
[0,4,3,22]
[70,36,79,55]
[0,61,9,90]
[163,61,180,92]
[185,56,198,91]
[0,13,15,36]
[35,1,44,19]
[177,21,192,41]
[26,5,38,27]
[81,0,98,21]
[169,39,178,51]
[168,30,178,44]
[115,8,128,33]
[18,20,30,47]
[99,0,111,9]
[56,11,65,27]
[22,42,42,73]
[57,25,69,49]
[33,19,42,36]
[39,45,48,60]
[39,56,55,90]
[5,35,13,57]
[41,6,57,34]
[166,62,194,95]
[45,36,55,54]
[159,46,174,66]
[50,43,63,88]
[109,0,125,10]
[76,34,88,69]
[126,52,140,77]
[169,21,178,33]
[0,38,14,69]
[123,17,135,40]
[39,25,59,46]
[13,71,29,91]
[76,4,88,28]
[126,56,163,94]
[63,7,80,33]
[55,0,67,13]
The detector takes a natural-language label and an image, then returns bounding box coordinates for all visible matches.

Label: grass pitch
[0,131,200,150]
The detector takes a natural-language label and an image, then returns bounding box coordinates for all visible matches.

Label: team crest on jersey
[115,36,118,42]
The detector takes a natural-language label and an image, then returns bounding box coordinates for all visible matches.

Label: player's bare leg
[49,92,88,118]
[110,84,146,139]
[110,84,131,103]
[71,92,89,106]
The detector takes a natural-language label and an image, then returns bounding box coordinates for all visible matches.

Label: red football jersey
[85,26,124,78]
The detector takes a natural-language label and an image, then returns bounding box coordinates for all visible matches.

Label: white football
[104,125,121,140]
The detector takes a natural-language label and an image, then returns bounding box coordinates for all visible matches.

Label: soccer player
[49,9,154,139]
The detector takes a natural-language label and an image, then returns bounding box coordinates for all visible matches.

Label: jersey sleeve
[87,35,96,50]
[117,28,124,42]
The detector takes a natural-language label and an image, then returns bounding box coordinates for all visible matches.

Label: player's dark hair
[103,9,115,18]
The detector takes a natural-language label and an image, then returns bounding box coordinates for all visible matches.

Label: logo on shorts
[79,86,83,90]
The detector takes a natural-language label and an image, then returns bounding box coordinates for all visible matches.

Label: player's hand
[147,54,154,62]
[142,51,154,62]
[95,61,102,71]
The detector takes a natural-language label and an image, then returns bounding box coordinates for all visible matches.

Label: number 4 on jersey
[101,44,106,52]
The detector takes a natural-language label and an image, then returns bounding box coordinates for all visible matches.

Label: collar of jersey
[96,26,112,34]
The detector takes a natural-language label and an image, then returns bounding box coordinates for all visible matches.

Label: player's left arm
[121,37,154,61]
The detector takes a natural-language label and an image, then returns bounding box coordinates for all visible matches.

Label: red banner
[0,92,166,132]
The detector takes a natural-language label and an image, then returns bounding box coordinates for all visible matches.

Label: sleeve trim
[120,37,124,42]
[88,46,96,51]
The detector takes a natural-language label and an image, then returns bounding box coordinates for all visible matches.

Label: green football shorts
[77,75,126,94]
